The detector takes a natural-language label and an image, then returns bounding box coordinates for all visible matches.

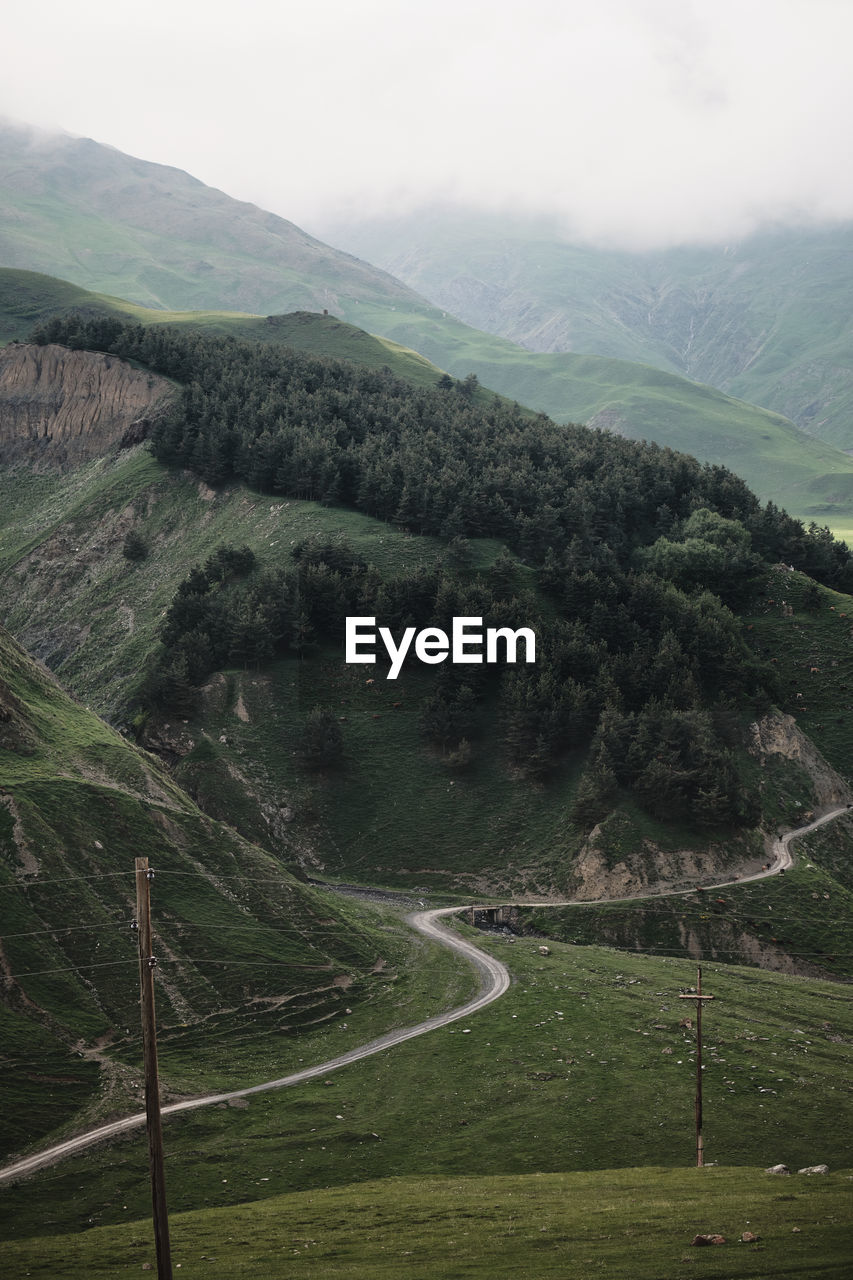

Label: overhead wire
[6,938,853,984]
[0,863,850,980]
[0,872,133,891]
[4,958,137,980]
[0,918,366,941]
[2,866,849,929]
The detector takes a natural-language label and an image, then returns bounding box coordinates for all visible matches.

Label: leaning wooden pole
[135,857,173,1280]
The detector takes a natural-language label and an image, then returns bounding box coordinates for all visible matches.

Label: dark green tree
[300,706,344,769]
[122,529,148,562]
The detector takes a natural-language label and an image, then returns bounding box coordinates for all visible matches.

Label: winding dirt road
[0,908,510,1185]
[0,805,846,1185]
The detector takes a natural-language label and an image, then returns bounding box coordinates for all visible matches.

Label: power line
[3,864,847,930]
[0,919,363,941]
[7,944,851,985]
[0,871,133,891]
[1,921,135,940]
[0,867,327,891]
[528,907,851,927]
[153,869,338,886]
[2,904,848,941]
[4,958,137,980]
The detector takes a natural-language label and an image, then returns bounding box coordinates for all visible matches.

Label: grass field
[5,1166,851,1279]
[3,926,850,1242]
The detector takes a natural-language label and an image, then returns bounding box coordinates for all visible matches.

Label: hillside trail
[0,804,847,1185]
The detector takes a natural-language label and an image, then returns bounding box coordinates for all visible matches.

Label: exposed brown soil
[0,343,173,468]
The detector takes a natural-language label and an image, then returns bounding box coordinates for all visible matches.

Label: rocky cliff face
[0,343,173,468]
[750,713,852,809]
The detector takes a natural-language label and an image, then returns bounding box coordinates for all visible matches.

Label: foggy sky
[2,0,852,249]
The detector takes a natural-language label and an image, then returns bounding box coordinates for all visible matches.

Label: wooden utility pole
[679,967,715,1168]
[135,857,173,1280]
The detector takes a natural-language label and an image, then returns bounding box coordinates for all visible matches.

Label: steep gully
[0,805,847,1185]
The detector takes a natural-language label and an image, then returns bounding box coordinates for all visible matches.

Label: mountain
[326,206,853,452]
[0,120,426,319]
[0,269,457,397]
[2,124,853,529]
[3,311,853,907]
[2,221,852,1262]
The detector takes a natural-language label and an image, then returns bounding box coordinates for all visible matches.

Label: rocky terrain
[0,343,173,467]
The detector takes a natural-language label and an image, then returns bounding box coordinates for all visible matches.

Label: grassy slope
[0,124,424,318]
[388,328,853,525]
[0,448,585,893]
[333,210,853,451]
[2,303,850,896]
[0,623,457,1162]
[4,163,853,527]
[521,811,853,981]
[0,268,455,394]
[0,448,770,898]
[5,1166,851,1279]
[745,565,853,779]
[0,449,450,709]
[4,266,853,531]
[514,567,853,978]
[3,620,848,1267]
[2,932,850,1244]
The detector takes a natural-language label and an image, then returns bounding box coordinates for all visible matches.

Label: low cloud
[1,0,852,249]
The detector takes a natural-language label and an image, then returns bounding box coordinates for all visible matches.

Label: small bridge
[469,905,515,929]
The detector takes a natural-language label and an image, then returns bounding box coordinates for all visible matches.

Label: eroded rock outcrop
[750,713,851,809]
[0,343,173,468]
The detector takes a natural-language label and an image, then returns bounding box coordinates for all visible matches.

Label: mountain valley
[3,121,853,530]
[1,119,852,1280]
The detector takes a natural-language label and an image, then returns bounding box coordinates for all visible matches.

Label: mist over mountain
[0,119,424,319]
[326,207,853,452]
[3,120,853,532]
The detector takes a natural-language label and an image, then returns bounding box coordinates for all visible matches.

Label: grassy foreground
[4,1166,850,1279]
[3,932,850,1243]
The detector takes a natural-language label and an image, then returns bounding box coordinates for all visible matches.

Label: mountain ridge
[327,206,853,450]
[3,264,853,533]
[4,123,853,530]
[0,119,427,317]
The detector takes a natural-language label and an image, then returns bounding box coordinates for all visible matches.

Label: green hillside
[1,233,852,1278]
[0,623,449,1162]
[3,933,851,1253]
[3,316,853,913]
[333,208,853,451]
[0,268,454,393]
[521,807,853,981]
[2,120,853,527]
[3,266,853,533]
[0,122,424,319]
[6,1168,852,1279]
[0,448,604,896]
